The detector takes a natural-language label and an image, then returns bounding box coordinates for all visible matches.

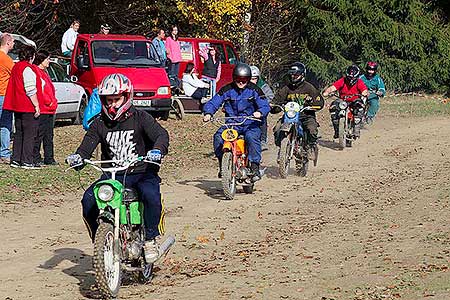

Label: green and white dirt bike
[68,157,175,300]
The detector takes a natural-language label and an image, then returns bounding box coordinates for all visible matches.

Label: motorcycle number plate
[222,129,238,141]
[133,100,152,106]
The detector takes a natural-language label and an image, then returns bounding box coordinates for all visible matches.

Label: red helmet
[98,73,133,121]
[366,61,378,71]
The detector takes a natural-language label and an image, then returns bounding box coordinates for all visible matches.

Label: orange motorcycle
[212,116,261,200]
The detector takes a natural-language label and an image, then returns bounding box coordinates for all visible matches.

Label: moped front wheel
[93,222,122,299]
[278,137,292,179]
[221,152,236,200]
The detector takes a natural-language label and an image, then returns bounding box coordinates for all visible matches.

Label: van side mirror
[76,55,89,70]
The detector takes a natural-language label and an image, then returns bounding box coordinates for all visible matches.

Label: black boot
[250,162,261,182]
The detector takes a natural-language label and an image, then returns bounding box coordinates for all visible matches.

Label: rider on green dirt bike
[66,73,169,264]
[272,62,324,160]
[202,63,270,182]
[359,61,386,124]
[322,65,368,139]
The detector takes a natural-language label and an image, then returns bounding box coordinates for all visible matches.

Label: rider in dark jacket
[272,62,324,159]
[66,73,169,264]
[203,63,270,181]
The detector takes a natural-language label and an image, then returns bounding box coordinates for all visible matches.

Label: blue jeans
[0,96,11,158]
[201,76,217,97]
[213,126,262,163]
[82,171,163,242]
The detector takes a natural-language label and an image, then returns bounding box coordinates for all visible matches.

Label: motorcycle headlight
[98,184,115,202]
[286,109,297,118]
[339,101,348,110]
[157,86,170,95]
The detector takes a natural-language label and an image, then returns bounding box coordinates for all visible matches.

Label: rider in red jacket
[323,65,368,139]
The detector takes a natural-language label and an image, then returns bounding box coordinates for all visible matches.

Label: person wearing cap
[250,65,273,151]
[61,20,80,57]
[99,24,111,35]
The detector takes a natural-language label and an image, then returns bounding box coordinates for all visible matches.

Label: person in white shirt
[182,62,210,102]
[61,20,80,57]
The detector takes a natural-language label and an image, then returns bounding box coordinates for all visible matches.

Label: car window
[91,40,160,66]
[225,45,238,65]
[180,41,193,61]
[49,62,69,82]
[47,63,58,82]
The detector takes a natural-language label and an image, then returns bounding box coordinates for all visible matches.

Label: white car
[47,61,87,124]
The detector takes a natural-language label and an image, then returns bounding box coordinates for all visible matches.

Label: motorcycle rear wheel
[93,222,122,299]
[295,156,309,177]
[221,152,236,200]
[278,137,291,178]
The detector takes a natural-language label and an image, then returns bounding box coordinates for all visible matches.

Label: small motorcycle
[211,116,261,200]
[275,102,321,178]
[68,157,175,300]
[331,94,365,149]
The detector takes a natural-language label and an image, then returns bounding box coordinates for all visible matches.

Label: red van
[174,38,240,112]
[70,34,172,118]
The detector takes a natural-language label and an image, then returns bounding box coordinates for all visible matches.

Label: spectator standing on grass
[152,28,167,67]
[165,25,182,77]
[61,20,80,57]
[0,33,15,164]
[32,50,58,166]
[200,45,221,97]
[3,46,42,169]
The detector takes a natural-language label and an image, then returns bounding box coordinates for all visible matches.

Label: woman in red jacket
[3,45,41,169]
[33,50,58,165]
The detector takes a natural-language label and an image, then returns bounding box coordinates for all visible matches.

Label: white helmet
[250,65,260,77]
[98,73,133,121]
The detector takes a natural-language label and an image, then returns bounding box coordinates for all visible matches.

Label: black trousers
[12,112,39,165]
[191,87,208,100]
[34,114,55,163]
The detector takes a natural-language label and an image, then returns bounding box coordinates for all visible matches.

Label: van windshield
[91,40,162,67]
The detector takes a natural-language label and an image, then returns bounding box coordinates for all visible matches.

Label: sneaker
[43,160,59,166]
[200,97,210,104]
[10,161,21,168]
[144,239,160,264]
[333,132,339,139]
[21,163,41,170]
[0,157,10,164]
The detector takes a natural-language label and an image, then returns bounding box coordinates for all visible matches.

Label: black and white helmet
[288,62,306,85]
[345,65,360,86]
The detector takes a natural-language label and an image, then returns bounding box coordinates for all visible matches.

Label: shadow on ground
[39,248,99,299]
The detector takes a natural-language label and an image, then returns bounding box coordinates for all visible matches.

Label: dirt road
[1,115,449,300]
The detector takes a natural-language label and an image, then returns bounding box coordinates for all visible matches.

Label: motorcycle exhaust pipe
[158,235,175,260]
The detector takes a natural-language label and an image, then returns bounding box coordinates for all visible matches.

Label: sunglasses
[235,77,249,84]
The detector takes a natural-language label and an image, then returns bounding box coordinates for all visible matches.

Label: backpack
[82,88,102,131]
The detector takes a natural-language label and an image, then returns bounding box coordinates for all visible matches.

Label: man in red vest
[3,45,42,169]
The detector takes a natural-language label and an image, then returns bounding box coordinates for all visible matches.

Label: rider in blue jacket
[203,63,270,182]
[360,61,386,124]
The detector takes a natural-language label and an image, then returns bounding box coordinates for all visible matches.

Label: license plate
[133,100,152,106]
